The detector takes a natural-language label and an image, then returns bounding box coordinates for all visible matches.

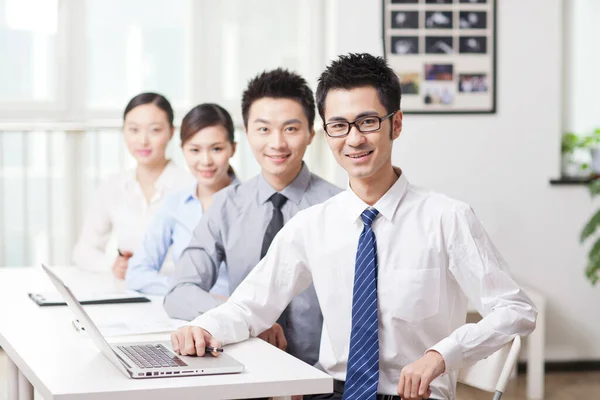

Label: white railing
[0,122,337,267]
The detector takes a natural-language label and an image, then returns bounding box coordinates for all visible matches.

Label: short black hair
[241,68,315,129]
[316,53,401,120]
[124,92,174,127]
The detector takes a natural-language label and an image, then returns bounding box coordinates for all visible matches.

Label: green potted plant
[586,129,600,174]
[561,132,591,177]
[580,179,600,285]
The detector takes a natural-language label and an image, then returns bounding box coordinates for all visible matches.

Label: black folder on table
[28,291,150,306]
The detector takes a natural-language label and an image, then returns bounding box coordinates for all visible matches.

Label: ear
[169,126,175,140]
[307,127,316,145]
[391,111,403,140]
[230,142,237,157]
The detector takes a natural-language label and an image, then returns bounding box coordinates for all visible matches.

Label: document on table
[73,316,187,337]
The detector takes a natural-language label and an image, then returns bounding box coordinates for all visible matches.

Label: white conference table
[0,266,333,400]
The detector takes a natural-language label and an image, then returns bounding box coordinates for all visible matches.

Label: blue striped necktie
[343,208,380,400]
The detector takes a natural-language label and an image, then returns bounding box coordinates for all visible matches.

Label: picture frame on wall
[382,0,497,114]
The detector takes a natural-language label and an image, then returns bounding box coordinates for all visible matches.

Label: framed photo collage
[383,0,497,114]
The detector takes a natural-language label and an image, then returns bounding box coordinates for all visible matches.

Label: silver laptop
[41,263,244,379]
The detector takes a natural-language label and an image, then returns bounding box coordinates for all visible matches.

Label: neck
[197,174,232,210]
[136,159,169,186]
[349,164,398,206]
[263,162,303,192]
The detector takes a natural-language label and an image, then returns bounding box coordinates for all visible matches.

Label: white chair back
[458,336,521,398]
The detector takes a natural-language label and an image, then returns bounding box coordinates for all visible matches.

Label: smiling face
[245,97,315,190]
[323,86,402,183]
[123,103,173,167]
[182,125,236,190]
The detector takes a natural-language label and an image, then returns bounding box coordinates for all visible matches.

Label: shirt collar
[182,183,199,204]
[184,171,240,205]
[155,161,182,191]
[345,167,409,224]
[123,160,179,191]
[257,162,311,205]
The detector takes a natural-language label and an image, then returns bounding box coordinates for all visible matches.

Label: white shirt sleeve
[188,216,314,345]
[430,204,537,372]
[72,180,114,272]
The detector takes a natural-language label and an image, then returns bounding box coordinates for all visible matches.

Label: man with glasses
[324,111,396,137]
[171,54,537,400]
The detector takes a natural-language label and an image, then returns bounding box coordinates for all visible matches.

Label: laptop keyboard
[117,344,188,369]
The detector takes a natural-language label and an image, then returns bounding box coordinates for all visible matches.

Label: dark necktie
[343,208,380,400]
[260,193,288,258]
[260,193,290,333]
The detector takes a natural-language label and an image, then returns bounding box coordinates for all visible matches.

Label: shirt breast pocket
[389,268,440,323]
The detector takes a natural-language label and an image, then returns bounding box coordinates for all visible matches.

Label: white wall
[563,0,600,134]
[326,0,600,361]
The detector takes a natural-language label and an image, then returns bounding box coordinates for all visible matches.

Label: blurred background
[0,0,599,377]
[0,0,335,268]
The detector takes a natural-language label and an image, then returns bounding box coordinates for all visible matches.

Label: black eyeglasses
[323,111,397,138]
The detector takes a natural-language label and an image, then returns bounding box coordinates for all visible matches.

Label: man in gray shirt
[164,69,341,366]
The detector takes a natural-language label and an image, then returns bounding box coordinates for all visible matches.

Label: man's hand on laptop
[257,322,287,350]
[171,326,222,357]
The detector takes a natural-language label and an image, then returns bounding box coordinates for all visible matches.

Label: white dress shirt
[72,161,193,273]
[189,170,537,399]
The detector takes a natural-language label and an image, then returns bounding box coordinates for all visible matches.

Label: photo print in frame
[382,0,497,114]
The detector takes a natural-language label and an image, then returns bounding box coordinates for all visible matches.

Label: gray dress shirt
[164,163,342,365]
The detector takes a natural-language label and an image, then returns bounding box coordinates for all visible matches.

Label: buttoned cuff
[187,314,228,344]
[428,336,463,373]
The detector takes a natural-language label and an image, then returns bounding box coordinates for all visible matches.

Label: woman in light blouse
[125,104,238,295]
[72,93,193,278]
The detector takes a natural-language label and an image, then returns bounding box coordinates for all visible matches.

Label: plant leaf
[588,236,600,260]
[589,180,600,198]
[585,260,600,286]
[585,238,600,285]
[580,209,600,243]
[561,132,579,153]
